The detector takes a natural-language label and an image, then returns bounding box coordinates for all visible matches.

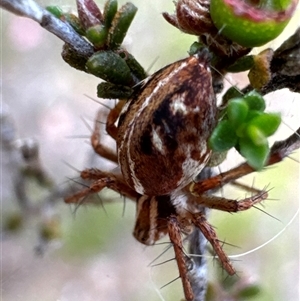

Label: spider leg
[191,162,256,194]
[133,194,177,245]
[192,128,300,194]
[168,215,194,301]
[91,109,118,164]
[183,189,267,276]
[64,170,139,204]
[91,100,125,163]
[189,189,268,212]
[106,100,125,140]
[191,211,235,275]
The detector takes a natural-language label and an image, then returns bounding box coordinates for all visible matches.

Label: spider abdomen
[117,53,217,195]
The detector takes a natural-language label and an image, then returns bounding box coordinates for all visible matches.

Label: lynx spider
[64,53,290,301]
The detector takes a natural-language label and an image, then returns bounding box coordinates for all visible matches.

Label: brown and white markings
[65,50,298,301]
[117,50,217,196]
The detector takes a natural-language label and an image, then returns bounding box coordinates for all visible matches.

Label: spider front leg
[65,100,137,205]
[105,100,125,140]
[91,100,125,163]
[65,169,139,204]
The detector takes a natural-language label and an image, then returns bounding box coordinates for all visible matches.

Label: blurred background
[1,1,300,301]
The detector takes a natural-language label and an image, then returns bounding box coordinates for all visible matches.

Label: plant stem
[1,0,94,59]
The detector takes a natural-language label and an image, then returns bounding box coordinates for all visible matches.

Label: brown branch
[243,27,300,94]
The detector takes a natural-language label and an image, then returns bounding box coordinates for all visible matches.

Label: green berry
[210,0,298,47]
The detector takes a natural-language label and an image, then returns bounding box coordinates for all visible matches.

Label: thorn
[148,244,173,267]
[62,160,81,173]
[95,193,107,216]
[160,275,181,290]
[219,239,241,249]
[253,205,281,222]
[80,115,93,132]
[146,56,159,73]
[150,257,176,267]
[84,94,113,110]
[287,155,299,164]
[66,176,89,188]
[153,241,173,246]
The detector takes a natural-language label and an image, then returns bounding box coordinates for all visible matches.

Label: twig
[188,227,208,301]
[0,0,94,59]
[243,27,300,94]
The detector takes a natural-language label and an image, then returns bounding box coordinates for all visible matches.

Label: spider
[64,50,298,301]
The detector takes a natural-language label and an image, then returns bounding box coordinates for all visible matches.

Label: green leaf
[238,137,269,170]
[118,51,147,82]
[207,151,228,167]
[107,3,137,49]
[248,112,281,137]
[227,98,249,127]
[62,43,89,71]
[221,87,243,112]
[236,122,247,138]
[243,91,266,111]
[188,41,203,55]
[97,82,133,99]
[209,120,238,152]
[46,6,64,18]
[246,124,267,145]
[86,50,132,85]
[86,24,108,48]
[63,13,86,36]
[226,55,255,72]
[245,110,263,122]
[103,0,118,28]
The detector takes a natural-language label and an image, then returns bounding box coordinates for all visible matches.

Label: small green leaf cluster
[48,0,137,50]
[47,0,147,99]
[209,90,281,170]
[85,1,136,50]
